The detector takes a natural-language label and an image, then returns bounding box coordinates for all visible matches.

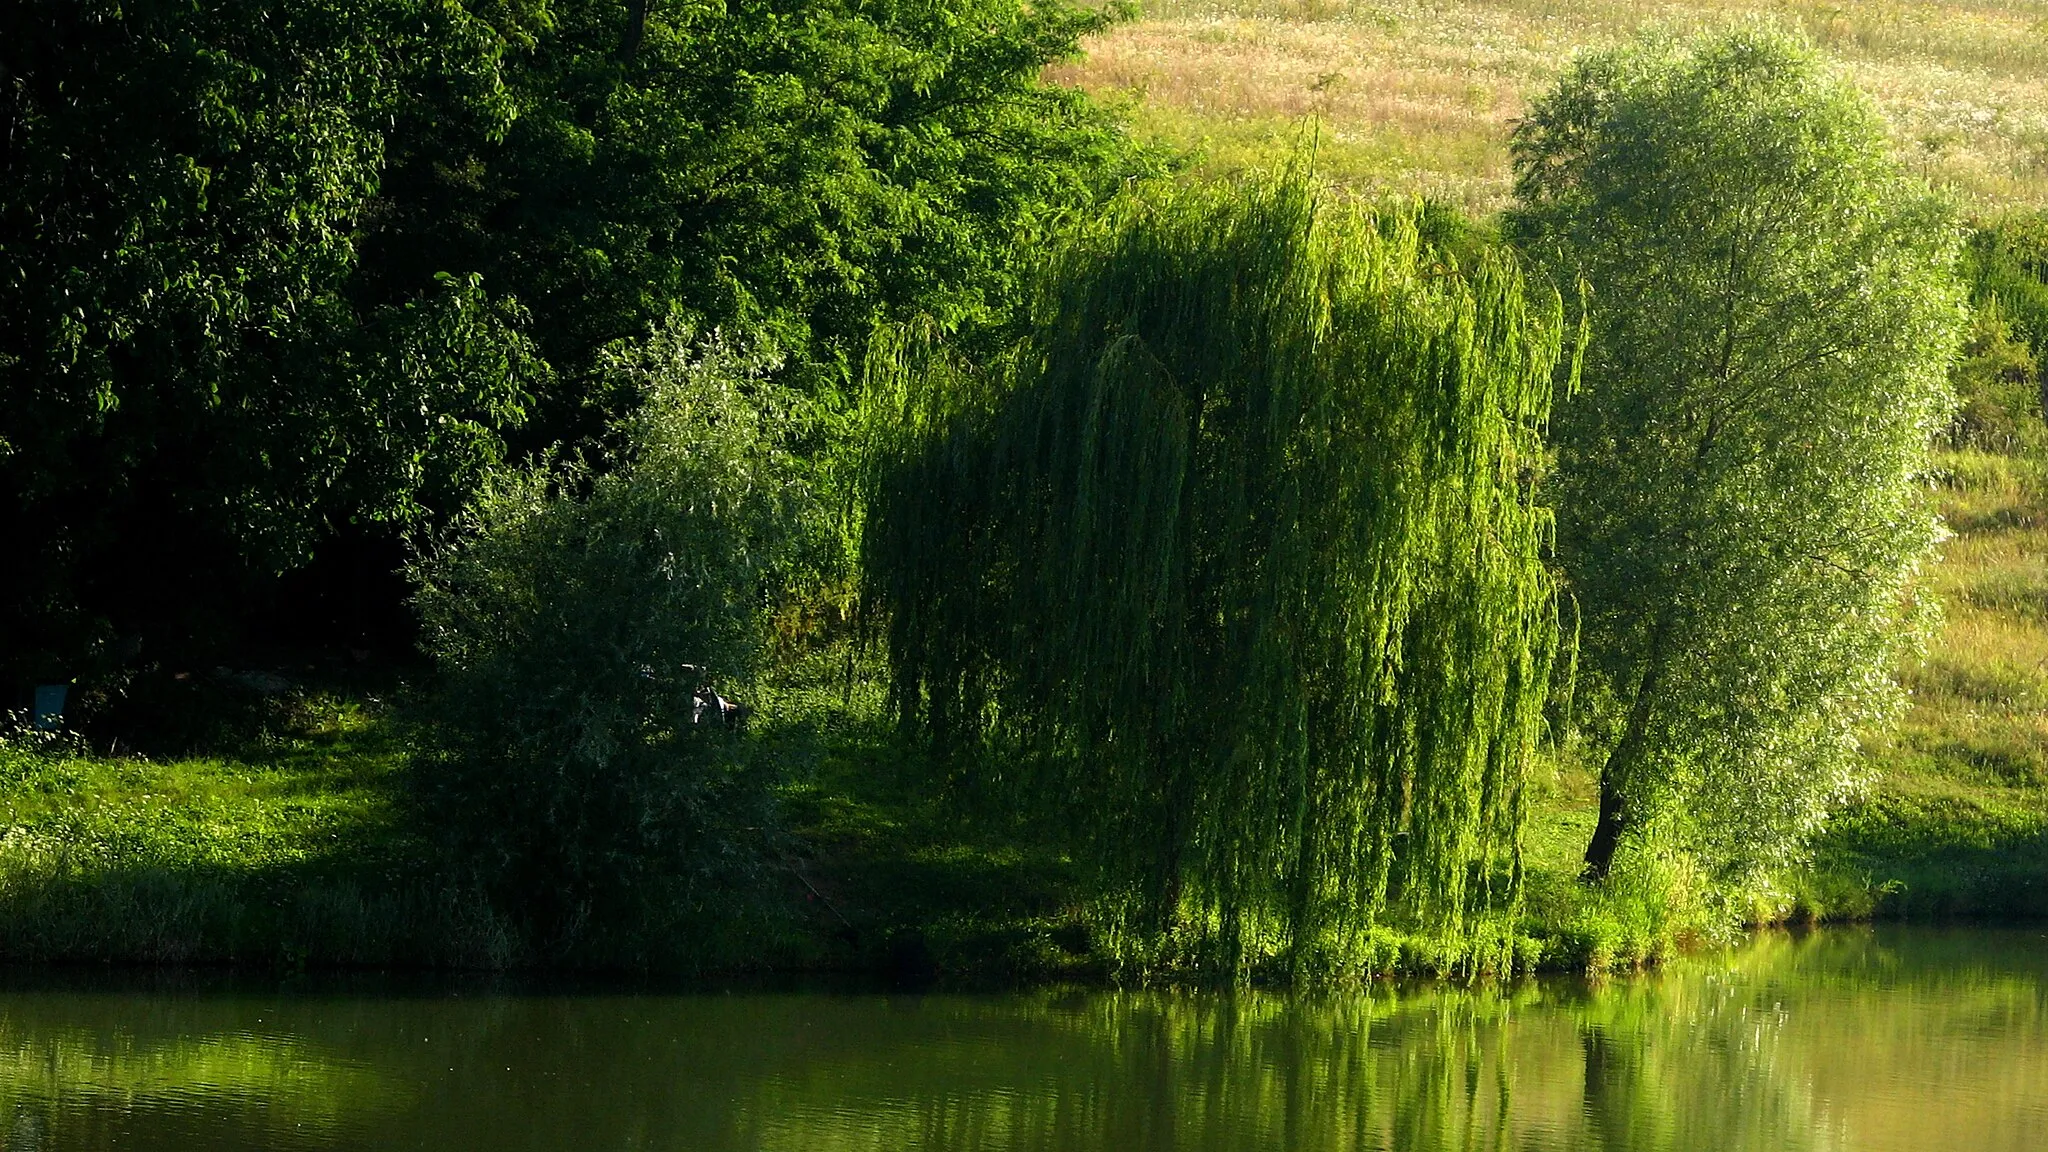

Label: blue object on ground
[32,684,67,731]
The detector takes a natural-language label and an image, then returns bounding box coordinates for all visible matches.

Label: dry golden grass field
[1054,0,2048,213]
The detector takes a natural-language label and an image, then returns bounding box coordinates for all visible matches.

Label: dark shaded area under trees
[1,0,1149,711]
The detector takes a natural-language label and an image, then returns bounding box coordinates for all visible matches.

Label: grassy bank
[1054,0,2048,212]
[0,685,1073,978]
[0,704,515,970]
[0,709,1609,978]
[2,450,2038,978]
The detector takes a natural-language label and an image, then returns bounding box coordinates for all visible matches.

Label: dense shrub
[1965,212,2048,362]
[1946,301,2040,452]
[409,322,820,959]
[1954,214,2048,450]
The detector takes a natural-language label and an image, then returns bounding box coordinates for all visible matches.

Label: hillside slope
[1056,0,2048,211]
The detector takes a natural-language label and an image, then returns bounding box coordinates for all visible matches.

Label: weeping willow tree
[863,175,1572,977]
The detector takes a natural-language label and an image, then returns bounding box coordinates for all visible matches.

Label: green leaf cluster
[389,0,1156,437]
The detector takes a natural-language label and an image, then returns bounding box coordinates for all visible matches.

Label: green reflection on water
[0,926,2043,1152]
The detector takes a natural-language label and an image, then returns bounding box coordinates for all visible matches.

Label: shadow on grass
[1810,787,2048,921]
[0,679,1097,979]
[0,859,517,969]
[0,693,521,971]
[775,715,1100,984]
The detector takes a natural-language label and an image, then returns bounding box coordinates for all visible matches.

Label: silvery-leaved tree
[1507,27,1967,883]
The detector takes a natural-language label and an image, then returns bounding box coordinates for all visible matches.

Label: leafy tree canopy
[866,175,1568,979]
[372,0,1154,445]
[1508,26,1967,884]
[1,0,537,676]
[1,0,1147,684]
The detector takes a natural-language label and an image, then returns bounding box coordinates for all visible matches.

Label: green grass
[0,665,1102,978]
[0,703,513,969]
[0,673,1643,978]
[1040,0,2048,958]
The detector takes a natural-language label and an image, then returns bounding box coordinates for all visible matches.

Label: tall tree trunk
[1582,615,1672,880]
[1584,409,1718,881]
[616,0,650,63]
[1582,742,1637,880]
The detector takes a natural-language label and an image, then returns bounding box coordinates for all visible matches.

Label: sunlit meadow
[1054,0,2048,212]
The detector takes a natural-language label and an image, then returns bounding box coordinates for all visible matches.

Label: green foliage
[1952,213,2048,450]
[378,0,1159,442]
[1508,26,1968,885]
[1945,301,2041,452]
[1964,212,2048,361]
[2,0,1151,685]
[1801,448,2048,925]
[408,321,820,958]
[0,0,539,676]
[865,173,1568,979]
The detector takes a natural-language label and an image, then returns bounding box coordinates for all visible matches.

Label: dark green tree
[369,0,1154,447]
[2,0,1147,687]
[1508,27,1966,882]
[0,0,536,679]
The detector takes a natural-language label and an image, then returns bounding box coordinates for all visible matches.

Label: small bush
[409,322,821,961]
[1946,300,2042,453]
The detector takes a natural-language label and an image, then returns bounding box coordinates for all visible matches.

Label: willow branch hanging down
[863,173,1573,978]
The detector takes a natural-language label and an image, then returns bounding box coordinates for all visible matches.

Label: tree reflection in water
[0,927,2044,1151]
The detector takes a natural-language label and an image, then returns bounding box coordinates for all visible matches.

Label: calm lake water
[1,925,2044,1151]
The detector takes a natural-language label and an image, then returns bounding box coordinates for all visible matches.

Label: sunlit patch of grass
[0,702,514,969]
[0,704,402,851]
[1055,0,2048,210]
[1126,103,1507,210]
